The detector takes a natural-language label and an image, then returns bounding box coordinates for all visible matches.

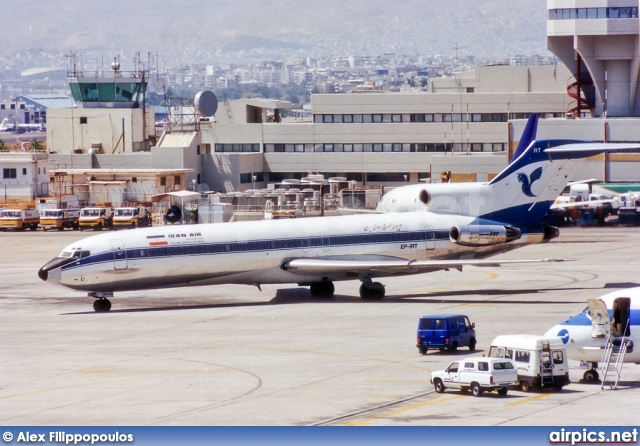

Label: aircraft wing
[281,257,568,275]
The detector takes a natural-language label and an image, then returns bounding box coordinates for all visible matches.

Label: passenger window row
[122,231,448,259]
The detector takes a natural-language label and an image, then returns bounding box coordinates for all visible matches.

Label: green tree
[29,139,44,152]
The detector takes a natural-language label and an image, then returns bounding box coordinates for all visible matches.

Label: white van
[488,334,570,392]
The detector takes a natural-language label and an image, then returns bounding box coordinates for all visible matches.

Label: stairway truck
[112,206,152,228]
[79,207,113,231]
[488,334,570,392]
[0,209,40,231]
[40,209,80,231]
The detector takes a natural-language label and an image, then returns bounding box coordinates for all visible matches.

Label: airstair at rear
[599,321,632,390]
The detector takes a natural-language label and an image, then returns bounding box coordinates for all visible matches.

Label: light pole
[404,174,407,185]
[252,174,257,191]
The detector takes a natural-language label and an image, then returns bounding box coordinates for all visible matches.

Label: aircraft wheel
[309,281,334,298]
[93,299,112,312]
[583,369,599,382]
[359,282,385,300]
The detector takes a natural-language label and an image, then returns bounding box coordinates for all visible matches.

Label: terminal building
[39,0,640,206]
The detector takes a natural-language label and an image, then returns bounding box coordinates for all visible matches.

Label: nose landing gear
[89,292,113,312]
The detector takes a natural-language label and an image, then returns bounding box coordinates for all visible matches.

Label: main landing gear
[308,278,386,300]
[89,292,113,312]
[309,281,335,298]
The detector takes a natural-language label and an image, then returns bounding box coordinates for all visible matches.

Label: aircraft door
[109,239,128,270]
[613,297,631,337]
[587,298,610,338]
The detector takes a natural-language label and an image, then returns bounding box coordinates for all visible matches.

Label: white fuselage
[544,288,640,364]
[45,211,543,293]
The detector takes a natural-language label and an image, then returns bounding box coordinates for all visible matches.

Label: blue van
[417,314,476,354]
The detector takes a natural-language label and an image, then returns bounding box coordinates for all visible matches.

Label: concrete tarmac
[1,225,639,426]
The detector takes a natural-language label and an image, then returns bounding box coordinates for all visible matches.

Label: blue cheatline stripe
[60,229,452,272]
[556,310,640,327]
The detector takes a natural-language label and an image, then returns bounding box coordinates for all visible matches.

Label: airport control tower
[547,1,640,117]
[67,53,147,109]
[48,53,156,154]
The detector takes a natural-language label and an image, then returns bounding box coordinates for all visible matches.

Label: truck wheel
[468,338,476,351]
[497,388,508,396]
[449,342,458,352]
[419,348,427,355]
[519,380,530,392]
[471,383,483,397]
[434,379,445,393]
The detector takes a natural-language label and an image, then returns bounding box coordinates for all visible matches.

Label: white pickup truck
[430,356,518,397]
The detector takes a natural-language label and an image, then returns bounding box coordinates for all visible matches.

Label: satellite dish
[164,205,182,224]
[194,90,218,117]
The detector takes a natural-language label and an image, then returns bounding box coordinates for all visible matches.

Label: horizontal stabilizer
[546,143,640,158]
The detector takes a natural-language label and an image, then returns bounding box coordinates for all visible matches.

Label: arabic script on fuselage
[363,223,402,232]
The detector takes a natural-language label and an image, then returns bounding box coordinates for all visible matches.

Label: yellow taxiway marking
[346,394,466,426]
[505,393,551,406]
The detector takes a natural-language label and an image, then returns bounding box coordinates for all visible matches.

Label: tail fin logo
[517,167,543,197]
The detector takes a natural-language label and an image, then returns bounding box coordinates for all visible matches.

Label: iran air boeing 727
[38,137,640,311]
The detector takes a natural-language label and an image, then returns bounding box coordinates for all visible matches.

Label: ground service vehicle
[0,209,39,231]
[417,314,476,354]
[79,207,113,231]
[430,356,518,397]
[40,209,80,231]
[112,207,152,228]
[489,334,570,392]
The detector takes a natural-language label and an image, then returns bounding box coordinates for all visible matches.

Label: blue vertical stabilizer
[511,114,538,163]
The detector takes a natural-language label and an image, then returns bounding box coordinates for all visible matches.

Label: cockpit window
[59,249,90,259]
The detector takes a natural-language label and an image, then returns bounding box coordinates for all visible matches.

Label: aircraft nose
[38,266,48,281]
[38,257,75,282]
